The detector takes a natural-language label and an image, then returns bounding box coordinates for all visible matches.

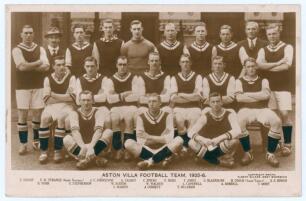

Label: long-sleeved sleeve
[256,48,266,64]
[92,42,100,68]
[65,48,72,67]
[202,77,210,100]
[75,78,82,105]
[284,44,294,66]
[12,47,25,67]
[161,113,174,140]
[170,76,178,94]
[226,76,236,99]
[40,47,50,66]
[194,74,203,94]
[43,77,51,101]
[239,46,249,65]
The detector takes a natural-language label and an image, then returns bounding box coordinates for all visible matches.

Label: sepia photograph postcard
[5,4,301,197]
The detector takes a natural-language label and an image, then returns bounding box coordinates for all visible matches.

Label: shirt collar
[100,36,117,42]
[48,45,59,53]
[247,37,257,45]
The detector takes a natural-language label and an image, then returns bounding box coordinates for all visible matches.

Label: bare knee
[124,139,137,151]
[168,136,183,153]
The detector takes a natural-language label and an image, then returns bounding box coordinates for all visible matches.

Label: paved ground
[9,107,295,171]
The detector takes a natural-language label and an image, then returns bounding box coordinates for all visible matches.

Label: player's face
[148,55,161,71]
[84,61,98,77]
[21,27,34,44]
[130,24,143,40]
[102,22,114,37]
[53,59,66,75]
[116,58,128,75]
[220,29,232,43]
[179,56,191,72]
[148,96,161,113]
[266,28,280,45]
[244,61,257,77]
[212,59,225,73]
[195,26,207,41]
[47,35,60,47]
[164,25,177,41]
[245,23,258,39]
[209,95,223,112]
[79,94,93,111]
[73,27,85,43]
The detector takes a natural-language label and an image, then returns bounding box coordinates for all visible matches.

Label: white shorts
[173,107,201,122]
[43,103,74,121]
[111,105,137,120]
[137,134,174,153]
[238,108,281,128]
[268,91,292,111]
[16,88,44,109]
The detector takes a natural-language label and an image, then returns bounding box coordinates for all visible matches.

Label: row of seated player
[18,55,289,170]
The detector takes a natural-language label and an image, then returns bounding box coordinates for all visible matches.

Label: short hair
[53,55,65,63]
[180,54,192,63]
[195,22,207,30]
[116,55,128,63]
[149,51,160,58]
[84,56,97,66]
[209,92,222,99]
[265,23,281,32]
[79,90,93,100]
[220,24,232,33]
[102,18,114,26]
[130,20,142,28]
[244,57,257,66]
[148,93,161,102]
[72,24,85,33]
[21,25,34,31]
[212,55,225,63]
[246,21,259,29]
[164,23,176,30]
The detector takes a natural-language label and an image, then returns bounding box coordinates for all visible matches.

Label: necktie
[250,40,255,50]
[52,49,56,56]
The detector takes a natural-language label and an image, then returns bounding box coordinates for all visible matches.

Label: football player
[124,93,183,169]
[256,23,294,156]
[12,25,50,155]
[188,92,240,168]
[156,23,189,76]
[212,25,242,78]
[92,19,124,77]
[138,52,172,114]
[236,58,282,167]
[120,20,156,75]
[170,54,202,151]
[38,55,76,164]
[202,56,235,109]
[75,56,109,111]
[65,24,93,77]
[63,90,112,170]
[106,56,138,161]
[188,22,212,76]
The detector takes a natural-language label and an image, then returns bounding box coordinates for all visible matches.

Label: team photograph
[8,10,297,171]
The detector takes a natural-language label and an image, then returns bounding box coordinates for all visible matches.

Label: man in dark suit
[238,21,268,72]
[44,27,65,74]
